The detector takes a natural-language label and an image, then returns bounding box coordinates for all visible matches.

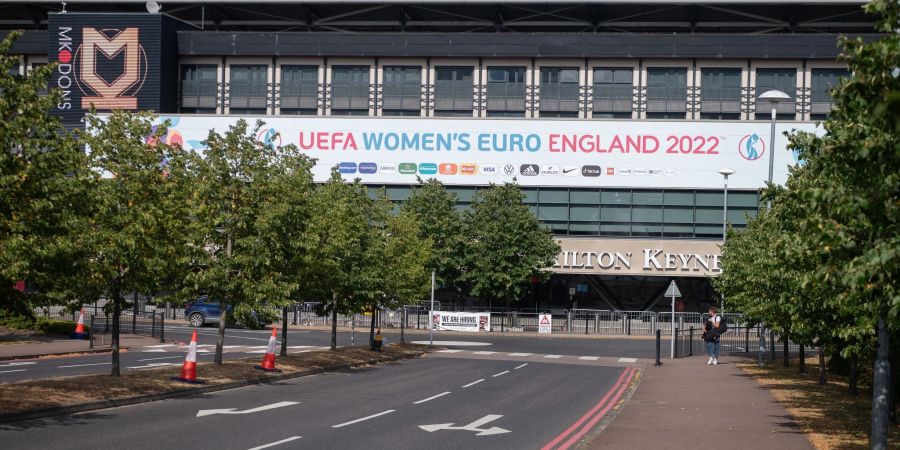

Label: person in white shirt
[704,307,722,365]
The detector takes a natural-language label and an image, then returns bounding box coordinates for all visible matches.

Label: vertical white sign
[538,313,552,334]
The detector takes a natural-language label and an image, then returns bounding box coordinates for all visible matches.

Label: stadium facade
[3,0,876,312]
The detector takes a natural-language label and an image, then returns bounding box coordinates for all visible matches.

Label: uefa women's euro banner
[432,311,492,333]
[151,116,818,189]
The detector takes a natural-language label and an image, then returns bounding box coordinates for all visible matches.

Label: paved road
[1,353,640,450]
[0,323,655,383]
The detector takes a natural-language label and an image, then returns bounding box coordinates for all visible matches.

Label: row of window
[372,186,759,238]
[181,61,848,121]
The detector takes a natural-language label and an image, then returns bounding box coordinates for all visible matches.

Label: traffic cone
[70,308,88,340]
[172,329,204,383]
[256,327,281,372]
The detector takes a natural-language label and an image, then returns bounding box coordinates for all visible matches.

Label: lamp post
[757,89,790,367]
[717,168,735,312]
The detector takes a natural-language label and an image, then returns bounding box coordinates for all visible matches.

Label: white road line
[514,363,528,370]
[413,392,451,404]
[138,356,182,362]
[0,362,36,368]
[579,356,599,361]
[144,344,176,348]
[142,349,168,353]
[462,379,484,388]
[0,369,26,374]
[437,349,463,353]
[247,436,302,450]
[508,353,532,357]
[472,351,496,355]
[58,362,111,368]
[617,357,638,363]
[492,370,510,378]
[544,354,562,359]
[332,410,395,428]
[128,363,177,369]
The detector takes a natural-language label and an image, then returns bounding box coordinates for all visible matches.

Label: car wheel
[189,313,205,327]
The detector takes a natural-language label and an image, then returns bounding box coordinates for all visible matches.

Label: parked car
[184,296,274,328]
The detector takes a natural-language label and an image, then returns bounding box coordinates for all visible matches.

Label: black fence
[82,312,166,348]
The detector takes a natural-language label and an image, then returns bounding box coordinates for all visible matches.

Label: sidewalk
[591,354,813,449]
[0,334,162,360]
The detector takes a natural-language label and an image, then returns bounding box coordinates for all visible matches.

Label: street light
[757,89,790,368]
[717,168,735,312]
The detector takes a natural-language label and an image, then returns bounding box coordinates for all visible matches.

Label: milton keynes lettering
[552,249,720,273]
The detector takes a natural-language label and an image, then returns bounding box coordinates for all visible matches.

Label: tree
[402,179,465,294]
[463,182,560,309]
[184,119,292,364]
[303,170,373,350]
[78,111,191,376]
[0,31,92,317]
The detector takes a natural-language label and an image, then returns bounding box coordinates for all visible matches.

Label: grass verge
[736,356,900,449]
[0,344,429,416]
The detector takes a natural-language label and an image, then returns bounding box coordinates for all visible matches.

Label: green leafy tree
[184,119,294,363]
[402,179,466,294]
[303,170,373,350]
[0,31,92,317]
[78,111,191,376]
[463,182,560,309]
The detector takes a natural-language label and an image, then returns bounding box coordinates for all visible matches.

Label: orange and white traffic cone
[172,329,204,383]
[70,308,88,339]
[256,327,281,372]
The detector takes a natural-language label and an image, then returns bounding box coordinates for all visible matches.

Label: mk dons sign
[49,13,185,126]
[551,238,721,277]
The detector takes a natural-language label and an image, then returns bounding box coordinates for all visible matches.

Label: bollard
[689,326,694,356]
[674,327,680,358]
[89,315,95,349]
[567,311,573,333]
[594,312,600,333]
[769,330,776,364]
[151,313,156,338]
[160,313,165,343]
[401,308,406,344]
[745,325,750,353]
[655,329,662,366]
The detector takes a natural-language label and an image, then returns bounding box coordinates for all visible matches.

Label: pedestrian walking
[704,306,723,365]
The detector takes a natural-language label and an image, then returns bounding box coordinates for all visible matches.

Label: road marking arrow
[419,414,511,436]
[196,401,299,418]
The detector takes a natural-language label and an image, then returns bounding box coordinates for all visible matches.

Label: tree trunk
[872,316,890,450]
[110,282,121,377]
[818,346,826,385]
[798,344,807,374]
[369,306,376,349]
[214,297,227,364]
[280,306,288,357]
[783,335,789,368]
[849,353,858,397]
[330,292,338,351]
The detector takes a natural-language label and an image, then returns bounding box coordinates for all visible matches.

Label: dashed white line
[58,362,111,368]
[617,357,638,363]
[472,351,496,355]
[437,349,463,353]
[462,379,485,388]
[514,363,528,370]
[579,356,599,361]
[332,410,396,428]
[0,362,36,367]
[0,369,26,374]
[492,370,510,378]
[137,356,182,362]
[508,353,532,357]
[247,436,302,450]
[544,354,562,359]
[128,363,177,370]
[413,391,451,404]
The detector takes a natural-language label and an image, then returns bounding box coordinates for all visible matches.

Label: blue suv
[184,296,230,327]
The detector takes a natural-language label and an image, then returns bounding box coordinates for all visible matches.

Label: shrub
[0,309,37,330]
[232,304,278,330]
[34,318,90,336]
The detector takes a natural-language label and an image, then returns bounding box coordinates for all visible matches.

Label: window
[755,68,796,120]
[434,66,473,117]
[593,68,632,118]
[229,65,268,115]
[646,67,687,119]
[486,66,526,117]
[280,65,318,115]
[331,65,370,116]
[700,68,741,120]
[180,64,218,113]
[382,66,421,116]
[540,67,579,118]
[810,68,849,120]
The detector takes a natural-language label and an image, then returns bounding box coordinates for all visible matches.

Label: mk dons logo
[72,28,148,109]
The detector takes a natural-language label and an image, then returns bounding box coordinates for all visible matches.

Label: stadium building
[3,0,876,312]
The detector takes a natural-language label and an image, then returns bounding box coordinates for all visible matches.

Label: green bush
[232,304,279,330]
[34,318,90,336]
[0,309,37,330]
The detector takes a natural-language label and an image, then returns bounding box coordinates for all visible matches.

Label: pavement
[590,354,813,450]
[0,334,162,360]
